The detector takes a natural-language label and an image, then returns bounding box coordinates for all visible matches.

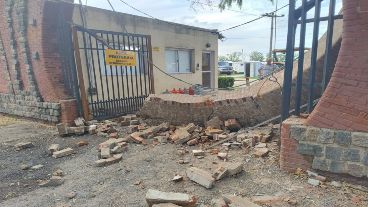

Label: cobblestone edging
[0,93,60,122]
[290,124,368,178]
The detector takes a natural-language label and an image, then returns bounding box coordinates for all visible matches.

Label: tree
[226,52,242,62]
[249,51,264,61]
[276,53,286,62]
[218,52,242,62]
[218,55,228,61]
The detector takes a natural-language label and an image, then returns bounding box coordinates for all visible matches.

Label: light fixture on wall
[196,63,200,70]
[205,43,211,48]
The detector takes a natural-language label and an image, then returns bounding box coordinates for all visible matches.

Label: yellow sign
[105,49,136,66]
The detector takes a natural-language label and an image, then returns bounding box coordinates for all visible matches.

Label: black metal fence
[73,26,154,120]
[281,0,343,121]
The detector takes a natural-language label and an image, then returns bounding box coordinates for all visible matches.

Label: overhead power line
[219,3,289,32]
[117,0,157,19]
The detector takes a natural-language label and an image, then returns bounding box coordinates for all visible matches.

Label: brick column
[306,0,368,132]
[60,99,79,125]
[280,117,312,172]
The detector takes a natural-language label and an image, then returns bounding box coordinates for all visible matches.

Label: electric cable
[219,3,289,32]
[105,0,196,87]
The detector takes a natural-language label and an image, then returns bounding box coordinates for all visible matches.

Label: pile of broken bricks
[56,117,98,136]
[95,138,128,167]
[55,114,277,169]
[145,189,297,207]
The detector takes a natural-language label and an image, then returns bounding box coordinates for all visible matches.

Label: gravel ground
[0,115,367,207]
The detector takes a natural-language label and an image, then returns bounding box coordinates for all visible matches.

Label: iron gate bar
[137,37,144,97]
[87,32,100,117]
[296,14,343,24]
[321,0,336,92]
[112,34,122,115]
[94,35,107,118]
[141,36,148,95]
[295,0,308,116]
[132,36,139,112]
[281,0,296,120]
[100,33,112,117]
[147,36,155,93]
[307,0,322,113]
[122,34,132,113]
[81,30,96,117]
[127,34,135,111]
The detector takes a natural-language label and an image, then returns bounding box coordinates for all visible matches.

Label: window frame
[165,48,194,74]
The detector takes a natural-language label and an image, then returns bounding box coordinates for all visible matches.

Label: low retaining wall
[0,93,60,122]
[280,117,368,178]
[139,90,282,127]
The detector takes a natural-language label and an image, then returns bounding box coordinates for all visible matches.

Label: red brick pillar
[306,0,368,132]
[280,118,312,172]
[60,99,78,125]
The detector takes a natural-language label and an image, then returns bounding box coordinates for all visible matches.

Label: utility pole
[262,12,284,60]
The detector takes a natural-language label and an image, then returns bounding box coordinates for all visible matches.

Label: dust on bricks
[95,154,123,167]
[251,195,285,206]
[225,162,243,176]
[15,142,34,151]
[192,150,205,156]
[39,176,64,187]
[186,167,215,189]
[52,148,74,158]
[213,166,228,181]
[252,147,269,157]
[145,189,197,207]
[48,144,60,155]
[100,147,111,159]
[211,198,227,207]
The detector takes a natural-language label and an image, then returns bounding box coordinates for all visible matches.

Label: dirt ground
[0,115,367,207]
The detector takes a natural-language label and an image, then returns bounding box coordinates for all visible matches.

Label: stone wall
[0,93,60,122]
[280,117,368,178]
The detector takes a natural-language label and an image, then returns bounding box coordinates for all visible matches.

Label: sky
[75,0,342,60]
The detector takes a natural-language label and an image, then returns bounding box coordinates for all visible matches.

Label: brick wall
[306,0,368,132]
[139,91,283,127]
[280,117,368,178]
[280,117,312,172]
[0,0,76,123]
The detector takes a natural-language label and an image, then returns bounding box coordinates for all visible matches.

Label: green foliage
[276,53,286,62]
[219,0,273,10]
[218,77,235,88]
[227,52,242,62]
[219,52,242,62]
[218,55,228,61]
[249,51,264,61]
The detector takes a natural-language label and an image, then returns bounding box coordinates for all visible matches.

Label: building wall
[71,6,219,94]
[306,0,368,132]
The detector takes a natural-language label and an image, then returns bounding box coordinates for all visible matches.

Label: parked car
[218,61,233,75]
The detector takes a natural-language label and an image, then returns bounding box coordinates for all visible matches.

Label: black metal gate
[281,0,343,121]
[72,26,154,120]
